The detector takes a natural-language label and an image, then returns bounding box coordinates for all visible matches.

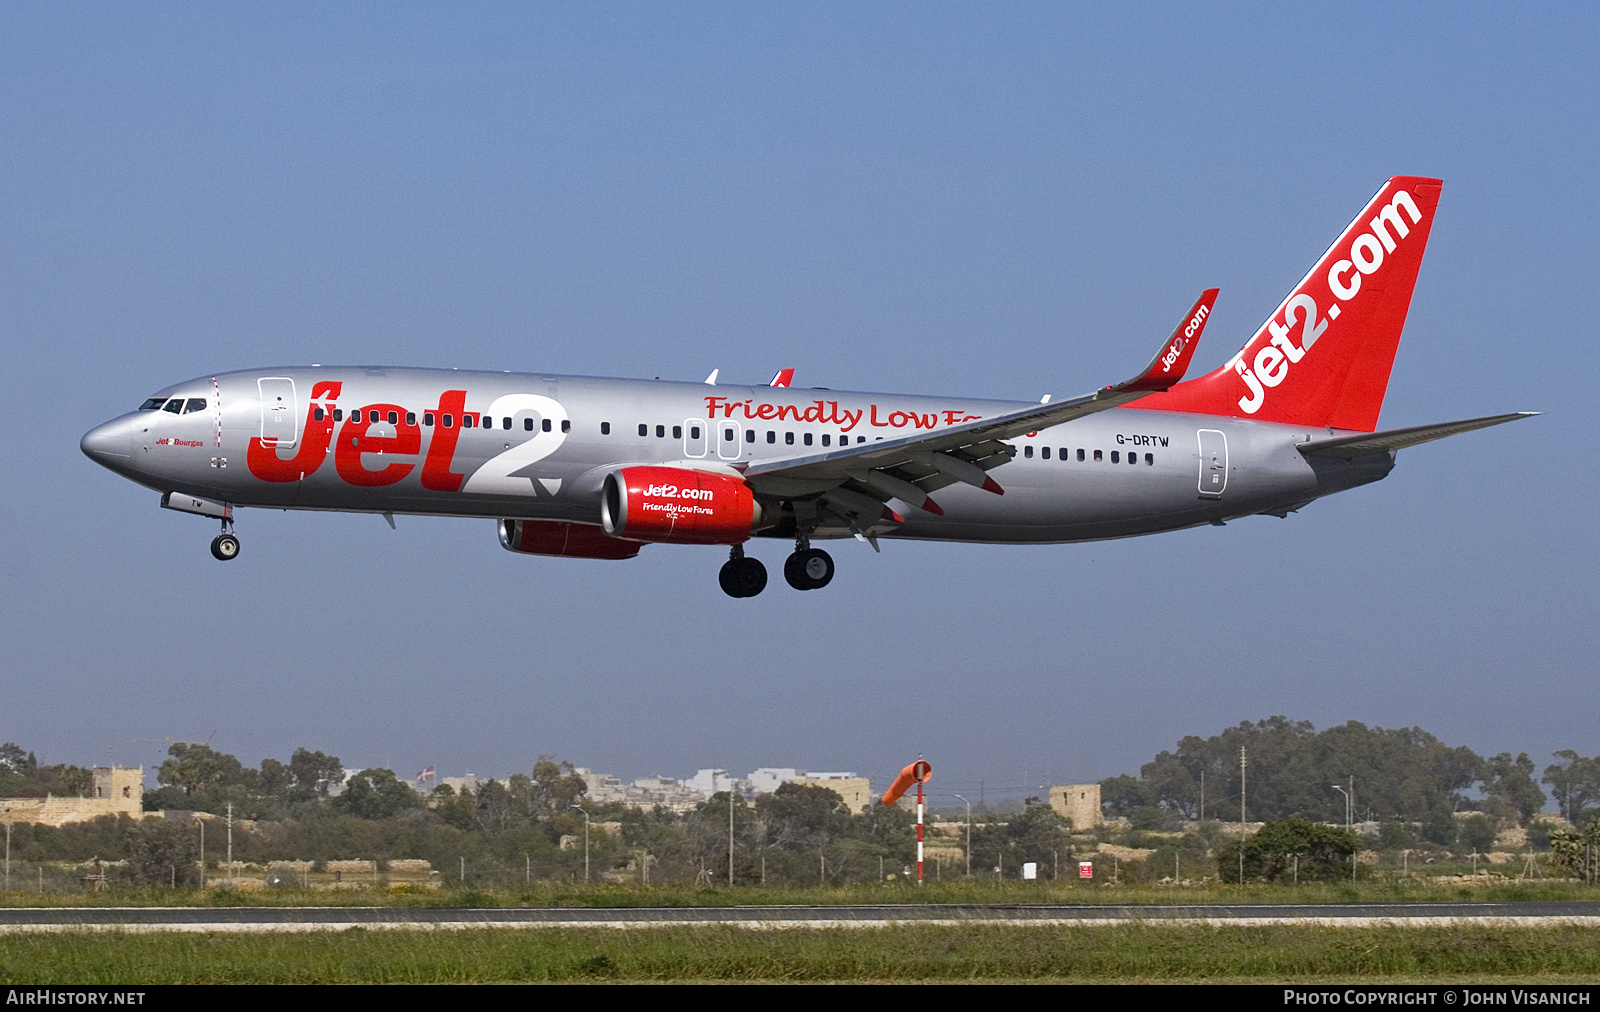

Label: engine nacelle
[499,519,642,560]
[600,466,762,544]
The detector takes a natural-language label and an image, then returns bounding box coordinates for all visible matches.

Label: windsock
[881,760,932,806]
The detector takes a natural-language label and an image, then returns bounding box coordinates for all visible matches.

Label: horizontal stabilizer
[1297,412,1537,459]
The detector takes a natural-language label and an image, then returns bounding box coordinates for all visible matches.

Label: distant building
[792,774,872,814]
[1048,784,1103,830]
[0,767,144,827]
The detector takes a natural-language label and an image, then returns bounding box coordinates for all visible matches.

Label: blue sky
[2,4,1594,814]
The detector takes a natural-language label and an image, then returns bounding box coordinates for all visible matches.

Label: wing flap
[1297,412,1537,459]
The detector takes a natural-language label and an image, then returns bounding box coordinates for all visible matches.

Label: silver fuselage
[81,366,1392,544]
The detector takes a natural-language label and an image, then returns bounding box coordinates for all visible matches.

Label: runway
[1,902,1598,932]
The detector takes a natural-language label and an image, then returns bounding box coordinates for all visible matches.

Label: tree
[1543,751,1600,826]
[123,817,201,887]
[288,748,344,798]
[1217,819,1357,883]
[336,769,420,820]
[528,758,587,816]
[1457,815,1497,856]
[157,744,247,797]
[0,742,32,776]
[1421,803,1458,847]
[1481,752,1545,826]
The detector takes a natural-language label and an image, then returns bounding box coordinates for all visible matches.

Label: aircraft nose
[81,415,134,465]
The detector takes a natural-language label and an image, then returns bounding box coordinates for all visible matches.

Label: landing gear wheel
[718,557,768,598]
[784,548,834,590]
[210,534,240,561]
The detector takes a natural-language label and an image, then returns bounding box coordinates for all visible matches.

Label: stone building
[1048,783,1102,830]
[0,767,144,827]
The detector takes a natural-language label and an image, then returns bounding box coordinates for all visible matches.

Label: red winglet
[769,368,795,388]
[1118,288,1219,393]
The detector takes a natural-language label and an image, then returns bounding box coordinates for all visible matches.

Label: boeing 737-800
[81,176,1532,597]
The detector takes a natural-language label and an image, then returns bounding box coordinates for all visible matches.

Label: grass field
[0,878,1594,908]
[2,923,1598,983]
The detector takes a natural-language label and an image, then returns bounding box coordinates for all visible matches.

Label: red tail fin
[1140,177,1442,431]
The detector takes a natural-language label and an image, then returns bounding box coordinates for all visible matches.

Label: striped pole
[916,778,924,886]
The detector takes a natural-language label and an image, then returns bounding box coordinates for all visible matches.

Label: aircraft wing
[1296,412,1537,459]
[742,290,1219,524]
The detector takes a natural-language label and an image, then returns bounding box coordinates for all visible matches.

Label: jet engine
[498,519,642,560]
[600,466,763,544]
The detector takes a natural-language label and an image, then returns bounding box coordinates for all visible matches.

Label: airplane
[81,176,1533,597]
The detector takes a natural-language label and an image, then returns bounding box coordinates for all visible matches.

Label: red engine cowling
[499,519,642,560]
[600,466,761,544]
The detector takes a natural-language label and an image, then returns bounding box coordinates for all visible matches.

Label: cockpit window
[139,397,166,411]
[184,398,209,414]
[162,398,184,414]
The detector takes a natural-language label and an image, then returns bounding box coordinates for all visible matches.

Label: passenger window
[333,409,343,422]
[185,398,208,414]
[1024,445,1034,458]
[499,417,509,430]
[1041,447,1050,459]
[524,418,534,431]
[443,414,454,428]
[785,432,794,445]
[314,408,325,421]
[638,424,648,437]
[1129,453,1137,465]
[542,418,552,432]
[724,427,735,442]
[1077,448,1084,461]
[424,413,434,427]
[822,434,831,447]
[601,422,610,435]
[388,411,399,424]
[857,436,866,444]
[1145,453,1153,465]
[1093,450,1102,462]
[1059,448,1068,460]
[656,425,665,438]
[745,429,754,442]
[369,410,380,423]
[406,412,416,426]
[803,433,813,446]
[673,425,682,439]
[1111,451,1119,463]
[163,399,183,413]
[767,431,776,444]
[690,426,700,439]
[561,420,570,433]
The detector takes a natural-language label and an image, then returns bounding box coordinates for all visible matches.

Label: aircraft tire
[210,534,241,561]
[719,557,767,598]
[784,548,834,591]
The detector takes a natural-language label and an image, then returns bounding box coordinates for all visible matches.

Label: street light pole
[954,795,972,878]
[1333,782,1354,882]
[569,805,590,883]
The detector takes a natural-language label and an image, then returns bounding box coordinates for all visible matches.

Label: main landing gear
[718,544,767,598]
[719,540,837,598]
[210,517,240,561]
[783,541,834,591]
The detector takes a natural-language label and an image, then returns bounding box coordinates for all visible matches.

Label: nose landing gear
[718,544,767,598]
[783,537,834,591]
